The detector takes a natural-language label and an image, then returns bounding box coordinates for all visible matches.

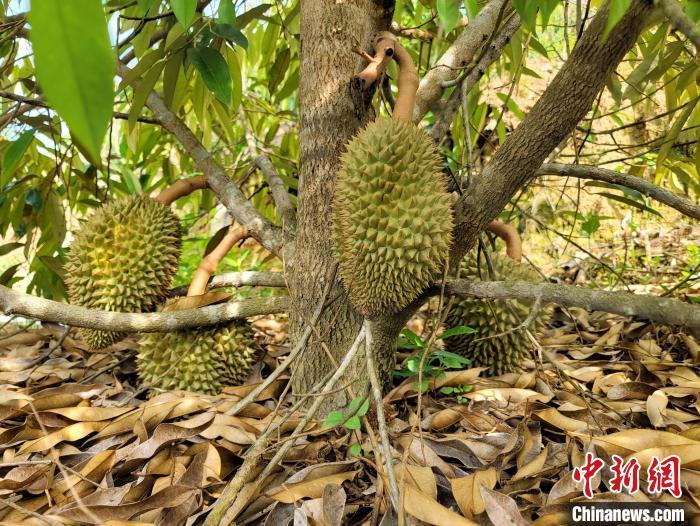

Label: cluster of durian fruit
[65,193,257,395]
[332,117,546,375]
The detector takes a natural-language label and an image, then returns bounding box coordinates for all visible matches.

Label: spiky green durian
[137,320,258,395]
[332,118,454,318]
[443,251,546,376]
[64,195,181,349]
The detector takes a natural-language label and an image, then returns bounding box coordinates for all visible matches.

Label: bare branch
[430,13,521,143]
[439,279,700,337]
[169,271,287,297]
[413,0,511,122]
[0,285,288,333]
[536,162,700,220]
[658,0,700,51]
[115,62,285,257]
[390,21,433,42]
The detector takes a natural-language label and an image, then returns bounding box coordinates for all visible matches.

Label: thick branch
[169,271,287,297]
[413,0,511,122]
[440,279,700,338]
[451,0,654,265]
[658,0,700,51]
[0,285,287,332]
[115,62,285,257]
[536,163,700,220]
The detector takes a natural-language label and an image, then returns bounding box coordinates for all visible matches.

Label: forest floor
[0,224,699,525]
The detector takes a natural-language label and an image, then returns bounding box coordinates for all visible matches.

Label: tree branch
[536,162,700,220]
[115,62,285,257]
[413,0,511,122]
[439,279,700,338]
[450,0,654,266]
[169,271,287,297]
[0,285,288,333]
[658,0,700,51]
[253,155,296,233]
[430,12,521,143]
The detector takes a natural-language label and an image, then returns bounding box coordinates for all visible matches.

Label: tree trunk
[290,0,393,408]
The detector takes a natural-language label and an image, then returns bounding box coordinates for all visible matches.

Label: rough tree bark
[289,0,394,407]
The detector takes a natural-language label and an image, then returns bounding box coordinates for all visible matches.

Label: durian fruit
[332,118,454,318]
[137,319,258,395]
[443,251,546,375]
[64,195,181,349]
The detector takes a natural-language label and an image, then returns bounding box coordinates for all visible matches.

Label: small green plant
[440,384,474,404]
[395,327,475,392]
[323,396,369,457]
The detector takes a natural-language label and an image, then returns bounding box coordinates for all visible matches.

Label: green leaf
[437,0,461,34]
[349,443,362,457]
[268,47,291,94]
[347,397,370,417]
[344,415,362,430]
[0,264,21,286]
[28,0,114,163]
[24,188,42,213]
[604,0,632,38]
[0,242,23,257]
[399,328,424,349]
[594,192,662,217]
[188,47,232,107]
[218,0,235,24]
[513,0,539,32]
[439,325,477,339]
[170,0,196,28]
[323,410,345,427]
[235,4,272,28]
[581,214,601,236]
[212,23,248,49]
[1,129,35,186]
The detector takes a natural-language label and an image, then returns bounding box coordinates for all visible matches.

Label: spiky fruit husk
[64,195,181,349]
[443,252,545,376]
[332,118,454,318]
[137,321,258,395]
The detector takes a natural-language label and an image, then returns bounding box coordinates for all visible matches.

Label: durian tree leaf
[603,0,632,37]
[236,3,272,28]
[24,188,42,213]
[218,0,235,24]
[439,325,477,339]
[437,0,461,34]
[268,47,291,94]
[27,0,114,163]
[170,0,197,28]
[593,192,663,217]
[188,47,233,107]
[1,129,35,187]
[212,23,248,49]
[0,242,23,257]
[0,263,21,286]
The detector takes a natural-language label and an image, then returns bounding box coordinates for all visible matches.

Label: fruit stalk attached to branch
[155,175,209,206]
[138,225,259,395]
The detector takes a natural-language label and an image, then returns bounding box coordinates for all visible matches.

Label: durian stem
[486,220,522,262]
[355,33,396,88]
[391,39,419,124]
[188,226,250,297]
[156,175,209,205]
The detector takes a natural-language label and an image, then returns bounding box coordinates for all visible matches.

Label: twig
[254,155,296,232]
[169,271,286,297]
[658,0,700,52]
[206,326,367,526]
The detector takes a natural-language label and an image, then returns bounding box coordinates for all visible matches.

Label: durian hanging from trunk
[64,194,182,349]
[443,232,547,376]
[333,34,453,318]
[136,226,260,395]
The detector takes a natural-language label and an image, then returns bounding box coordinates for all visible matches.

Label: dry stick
[390,37,419,124]
[224,265,337,417]
[187,226,250,297]
[207,327,367,526]
[659,0,700,51]
[155,175,209,206]
[363,320,400,512]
